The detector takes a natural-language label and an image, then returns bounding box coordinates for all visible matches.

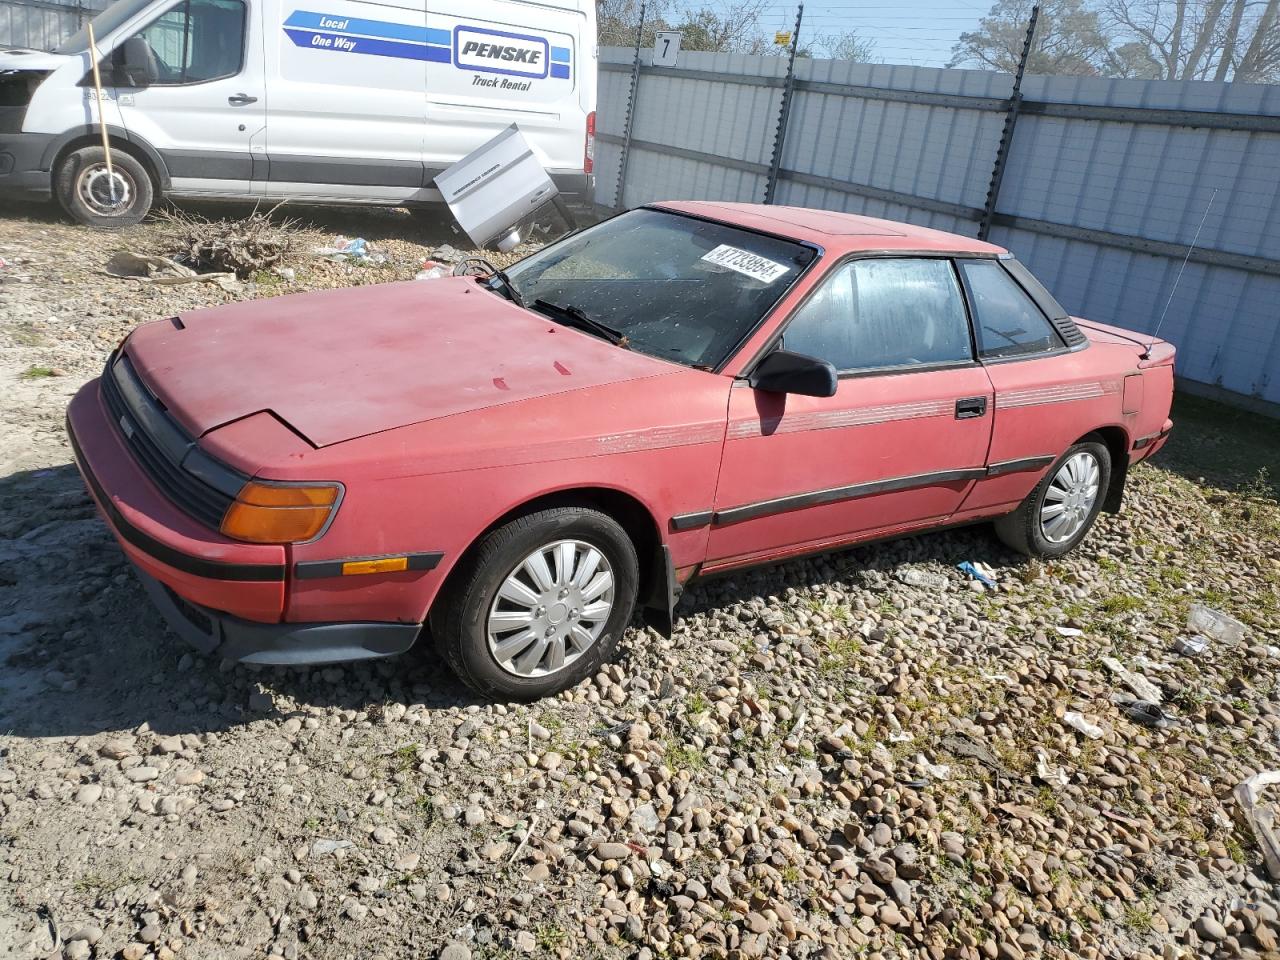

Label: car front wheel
[432,507,639,700]
[994,438,1111,558]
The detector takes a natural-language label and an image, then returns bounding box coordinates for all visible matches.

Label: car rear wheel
[432,507,639,700]
[994,439,1111,558]
[56,146,154,228]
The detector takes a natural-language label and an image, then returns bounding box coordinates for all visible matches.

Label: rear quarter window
[960,259,1064,360]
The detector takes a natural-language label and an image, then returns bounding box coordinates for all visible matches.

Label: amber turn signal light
[220,481,341,544]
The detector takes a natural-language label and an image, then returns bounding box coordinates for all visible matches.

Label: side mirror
[114,37,158,87]
[748,348,838,398]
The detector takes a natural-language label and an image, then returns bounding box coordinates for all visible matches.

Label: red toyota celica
[68,202,1175,699]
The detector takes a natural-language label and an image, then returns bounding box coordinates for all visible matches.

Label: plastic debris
[957,560,997,589]
[1063,711,1104,739]
[1036,749,1069,787]
[1110,695,1174,729]
[1174,635,1209,656]
[1233,770,1280,880]
[1187,604,1245,643]
[895,567,949,590]
[915,754,951,779]
[314,236,387,265]
[415,259,450,280]
[1101,656,1164,703]
[1054,625,1084,637]
[432,243,463,263]
[104,251,240,291]
[309,838,353,857]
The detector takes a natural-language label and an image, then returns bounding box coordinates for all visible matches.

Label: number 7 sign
[653,31,681,67]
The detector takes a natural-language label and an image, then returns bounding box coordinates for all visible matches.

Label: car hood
[124,277,680,448]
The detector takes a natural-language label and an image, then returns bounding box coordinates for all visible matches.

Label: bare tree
[595,0,780,53]
[949,0,1113,75]
[814,30,878,62]
[1105,0,1280,81]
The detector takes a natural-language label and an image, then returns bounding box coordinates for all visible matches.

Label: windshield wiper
[487,268,526,308]
[533,298,628,347]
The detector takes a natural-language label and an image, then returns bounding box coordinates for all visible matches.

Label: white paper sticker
[700,244,789,284]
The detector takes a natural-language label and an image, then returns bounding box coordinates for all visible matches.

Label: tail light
[584,111,595,175]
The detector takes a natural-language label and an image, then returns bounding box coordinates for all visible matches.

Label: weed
[663,742,707,772]
[19,365,57,379]
[535,922,569,950]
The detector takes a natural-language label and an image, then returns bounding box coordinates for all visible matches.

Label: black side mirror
[114,37,158,87]
[748,348,838,398]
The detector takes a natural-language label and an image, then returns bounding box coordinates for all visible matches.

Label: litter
[104,251,240,291]
[1063,711,1104,739]
[1035,749,1069,787]
[314,236,387,266]
[1186,604,1245,644]
[415,259,450,280]
[895,567,949,590]
[1173,635,1209,656]
[1110,695,1174,729]
[914,753,950,779]
[432,243,463,263]
[957,561,997,589]
[1054,625,1084,637]
[1100,656,1164,703]
[1233,770,1280,880]
[309,838,353,856]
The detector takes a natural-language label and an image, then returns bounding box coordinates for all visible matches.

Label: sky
[751,0,992,68]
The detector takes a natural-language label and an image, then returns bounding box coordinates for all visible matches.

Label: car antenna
[1144,187,1218,359]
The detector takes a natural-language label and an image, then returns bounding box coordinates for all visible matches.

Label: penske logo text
[454,27,548,78]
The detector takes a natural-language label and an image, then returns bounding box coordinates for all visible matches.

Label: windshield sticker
[700,245,789,284]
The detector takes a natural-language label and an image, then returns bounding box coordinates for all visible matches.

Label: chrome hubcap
[78,164,133,215]
[1040,451,1100,543]
[487,539,614,678]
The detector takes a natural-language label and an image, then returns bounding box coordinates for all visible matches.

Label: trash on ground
[314,236,387,266]
[432,243,463,263]
[1187,604,1246,643]
[1063,711,1104,739]
[957,560,997,588]
[1100,655,1164,703]
[1174,634,1209,656]
[272,266,295,282]
[915,754,950,779]
[1054,625,1084,637]
[415,259,450,280]
[895,567,949,590]
[1233,770,1280,880]
[104,251,240,292]
[309,838,354,857]
[1036,749,1069,787]
[1110,695,1174,729]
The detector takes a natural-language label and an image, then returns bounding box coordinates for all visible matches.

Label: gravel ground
[1,202,1278,960]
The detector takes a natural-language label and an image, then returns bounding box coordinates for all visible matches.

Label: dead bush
[154,203,303,278]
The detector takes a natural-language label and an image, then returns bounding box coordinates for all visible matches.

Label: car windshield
[505,208,817,370]
[56,0,155,53]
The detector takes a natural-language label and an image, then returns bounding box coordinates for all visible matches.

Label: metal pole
[613,0,647,211]
[977,4,1038,241]
[763,3,803,205]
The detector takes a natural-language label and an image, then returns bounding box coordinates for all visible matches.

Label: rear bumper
[0,131,54,198]
[1133,417,1174,461]
[136,570,420,664]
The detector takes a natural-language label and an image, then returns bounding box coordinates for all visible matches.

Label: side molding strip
[670,511,714,531]
[986,455,1055,477]
[295,552,444,580]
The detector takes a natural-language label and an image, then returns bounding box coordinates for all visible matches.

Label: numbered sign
[653,31,681,67]
[774,30,792,46]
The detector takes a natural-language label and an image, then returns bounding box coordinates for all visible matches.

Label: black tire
[994,439,1111,558]
[431,507,639,701]
[55,146,154,228]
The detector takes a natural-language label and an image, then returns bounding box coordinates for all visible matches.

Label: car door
[953,257,1115,515]
[114,0,265,194]
[704,256,995,568]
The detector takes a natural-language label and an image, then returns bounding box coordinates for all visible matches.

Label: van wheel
[432,507,639,701]
[56,146,154,228]
[994,439,1111,558]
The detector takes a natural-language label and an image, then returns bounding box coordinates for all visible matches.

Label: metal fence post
[977,4,1038,241]
[613,0,647,211]
[763,3,803,205]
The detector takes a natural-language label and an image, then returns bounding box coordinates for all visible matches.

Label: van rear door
[425,0,587,179]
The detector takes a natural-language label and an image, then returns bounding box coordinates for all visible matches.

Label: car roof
[650,201,1008,256]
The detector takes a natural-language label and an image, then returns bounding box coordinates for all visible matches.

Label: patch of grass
[390,743,420,771]
[415,795,440,826]
[535,922,569,950]
[663,742,707,772]
[1121,897,1155,933]
[74,868,143,895]
[19,365,57,379]
[1099,594,1143,615]
[686,692,708,715]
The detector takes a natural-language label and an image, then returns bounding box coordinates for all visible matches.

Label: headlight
[220,481,342,544]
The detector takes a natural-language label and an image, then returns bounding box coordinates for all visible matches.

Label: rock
[75,784,102,804]
[125,766,160,782]
[371,826,396,845]
[1196,915,1228,941]
[464,805,486,826]
[67,926,103,945]
[439,944,471,960]
[99,737,135,759]
[122,944,149,960]
[64,941,90,960]
[525,862,550,882]
[595,842,632,861]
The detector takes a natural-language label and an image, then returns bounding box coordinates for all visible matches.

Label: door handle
[228,93,258,105]
[955,396,987,419]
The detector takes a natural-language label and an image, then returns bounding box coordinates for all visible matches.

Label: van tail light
[584,111,595,175]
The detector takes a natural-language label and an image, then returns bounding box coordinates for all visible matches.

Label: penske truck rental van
[0,0,596,226]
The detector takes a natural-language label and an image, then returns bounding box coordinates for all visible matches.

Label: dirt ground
[1,199,1278,960]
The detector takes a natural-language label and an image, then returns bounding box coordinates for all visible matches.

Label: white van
[0,0,596,226]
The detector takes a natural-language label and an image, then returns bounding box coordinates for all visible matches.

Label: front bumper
[0,131,55,198]
[67,379,423,665]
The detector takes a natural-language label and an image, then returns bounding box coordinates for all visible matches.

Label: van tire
[56,146,154,228]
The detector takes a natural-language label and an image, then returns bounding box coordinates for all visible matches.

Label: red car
[68,202,1175,699]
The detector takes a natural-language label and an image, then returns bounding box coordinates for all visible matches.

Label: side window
[960,259,1064,359]
[782,258,973,372]
[130,0,245,85]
